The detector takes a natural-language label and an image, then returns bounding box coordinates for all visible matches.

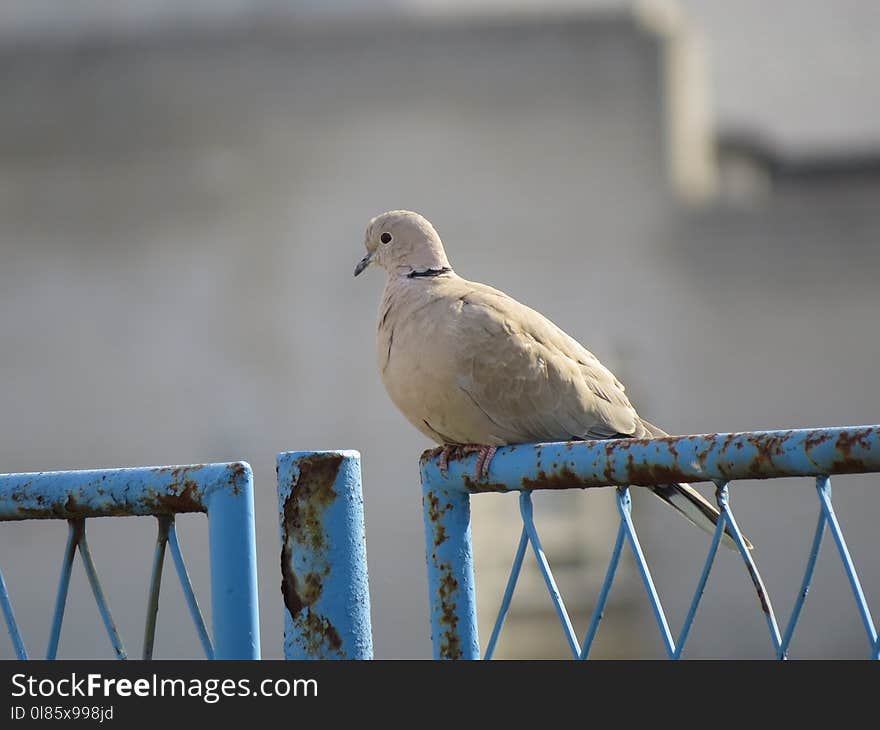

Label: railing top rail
[0,462,252,521]
[419,425,880,493]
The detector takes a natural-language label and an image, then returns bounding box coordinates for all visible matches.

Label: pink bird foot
[427,444,498,480]
[472,445,498,481]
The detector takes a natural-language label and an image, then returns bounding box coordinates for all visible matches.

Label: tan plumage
[355,210,750,549]
[377,273,643,445]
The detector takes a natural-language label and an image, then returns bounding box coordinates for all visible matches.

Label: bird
[355,209,750,549]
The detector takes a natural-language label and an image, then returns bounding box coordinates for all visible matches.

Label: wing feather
[452,280,641,443]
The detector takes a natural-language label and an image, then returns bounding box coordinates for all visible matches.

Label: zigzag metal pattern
[484,477,877,659]
[1,515,213,660]
[143,516,214,660]
[1,461,258,660]
[0,566,27,659]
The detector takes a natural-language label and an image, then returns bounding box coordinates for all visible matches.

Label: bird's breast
[376,290,484,443]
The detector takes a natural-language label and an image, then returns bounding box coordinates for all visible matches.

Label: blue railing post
[277,450,373,659]
[206,462,260,659]
[1,461,260,660]
[419,425,880,659]
[420,459,480,660]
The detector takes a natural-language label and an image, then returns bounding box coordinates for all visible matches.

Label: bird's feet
[427,444,498,481]
[471,445,498,481]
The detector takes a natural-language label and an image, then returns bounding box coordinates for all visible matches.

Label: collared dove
[355,210,750,549]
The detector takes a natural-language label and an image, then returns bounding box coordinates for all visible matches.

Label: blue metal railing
[0,462,260,660]
[8,428,872,660]
[277,451,373,659]
[419,425,880,659]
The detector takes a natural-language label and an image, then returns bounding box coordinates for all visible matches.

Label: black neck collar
[407,267,452,279]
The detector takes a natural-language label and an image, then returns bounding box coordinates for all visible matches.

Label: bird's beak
[354,250,373,277]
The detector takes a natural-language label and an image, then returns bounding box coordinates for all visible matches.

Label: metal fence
[4,427,879,660]
[420,425,880,659]
[0,462,260,659]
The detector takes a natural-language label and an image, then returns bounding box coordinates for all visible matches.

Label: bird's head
[354,210,451,278]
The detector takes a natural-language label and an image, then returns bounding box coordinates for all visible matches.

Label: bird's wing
[449,278,645,443]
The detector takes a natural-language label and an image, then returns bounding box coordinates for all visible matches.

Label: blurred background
[1,0,879,659]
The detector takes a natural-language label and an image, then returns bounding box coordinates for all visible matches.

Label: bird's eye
[380,232,392,244]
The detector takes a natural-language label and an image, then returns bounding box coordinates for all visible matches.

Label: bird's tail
[638,418,753,551]
[650,482,752,551]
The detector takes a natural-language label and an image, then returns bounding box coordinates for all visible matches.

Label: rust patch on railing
[27,496,131,519]
[227,462,248,495]
[280,454,341,553]
[462,475,509,493]
[804,430,832,451]
[280,558,306,620]
[436,560,462,660]
[518,465,593,491]
[280,453,345,658]
[830,429,873,472]
[148,465,209,514]
[424,490,452,547]
[745,432,788,475]
[154,479,203,514]
[296,610,343,656]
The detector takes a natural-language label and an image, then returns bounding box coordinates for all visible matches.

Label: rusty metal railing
[0,463,260,659]
[419,425,880,659]
[277,451,373,659]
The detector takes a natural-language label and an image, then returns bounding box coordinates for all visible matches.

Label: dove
[355,209,751,549]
